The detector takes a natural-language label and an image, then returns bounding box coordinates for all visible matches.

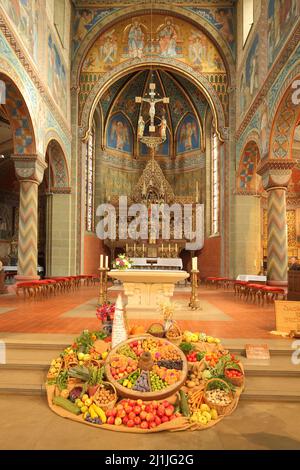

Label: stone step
[241,376,300,402]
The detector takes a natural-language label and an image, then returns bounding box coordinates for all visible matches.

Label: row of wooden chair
[15,274,99,299]
[234,281,286,305]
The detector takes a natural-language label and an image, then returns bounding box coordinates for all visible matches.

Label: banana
[89,405,98,420]
[91,404,107,423]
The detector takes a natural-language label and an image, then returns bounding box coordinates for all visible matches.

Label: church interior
[0,0,300,451]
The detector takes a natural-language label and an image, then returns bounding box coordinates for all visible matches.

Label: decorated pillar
[257,160,294,285]
[12,155,47,280]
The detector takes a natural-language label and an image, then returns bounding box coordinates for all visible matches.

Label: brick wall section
[198,236,221,278]
[84,235,109,275]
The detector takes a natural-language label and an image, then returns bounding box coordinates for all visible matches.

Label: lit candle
[105,256,109,268]
[175,243,178,252]
[196,182,199,203]
[100,254,103,268]
[134,243,136,254]
[162,243,164,254]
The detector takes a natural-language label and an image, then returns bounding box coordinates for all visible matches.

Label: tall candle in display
[105,256,109,268]
[100,254,103,268]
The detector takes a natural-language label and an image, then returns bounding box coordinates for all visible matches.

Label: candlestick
[168,243,171,254]
[100,254,103,268]
[192,256,198,271]
[105,256,109,268]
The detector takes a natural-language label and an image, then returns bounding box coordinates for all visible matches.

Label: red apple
[165,405,174,417]
[162,400,170,408]
[127,419,135,428]
[122,416,129,425]
[117,409,126,418]
[146,412,154,423]
[129,400,136,407]
[145,404,153,413]
[140,410,147,420]
[107,416,115,425]
[133,406,141,415]
[134,416,141,425]
[111,408,117,417]
[154,416,162,426]
[140,421,148,429]
[136,399,143,406]
[157,405,165,417]
[116,404,124,411]
[128,411,136,421]
[106,409,113,417]
[161,416,169,423]
[124,405,133,414]
[152,400,158,409]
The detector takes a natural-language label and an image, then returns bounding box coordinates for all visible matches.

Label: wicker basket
[224,363,244,388]
[93,381,117,411]
[147,323,165,338]
[203,378,235,416]
[165,321,182,346]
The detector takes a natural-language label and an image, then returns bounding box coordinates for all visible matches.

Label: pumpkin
[130,325,146,335]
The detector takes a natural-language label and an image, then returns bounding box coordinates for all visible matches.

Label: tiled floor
[0,285,278,338]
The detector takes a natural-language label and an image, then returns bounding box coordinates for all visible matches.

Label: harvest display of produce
[46,328,245,433]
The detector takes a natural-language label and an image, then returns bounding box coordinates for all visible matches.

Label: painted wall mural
[240,35,259,115]
[82,14,226,75]
[107,113,133,154]
[48,32,67,115]
[72,8,118,56]
[268,0,300,68]
[0,0,39,63]
[186,6,235,55]
[177,114,200,155]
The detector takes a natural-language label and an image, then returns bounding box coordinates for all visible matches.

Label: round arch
[45,138,70,192]
[79,60,228,144]
[269,70,300,161]
[0,72,36,155]
[71,5,235,87]
[237,140,261,193]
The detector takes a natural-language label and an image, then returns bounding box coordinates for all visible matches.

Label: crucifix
[135,82,169,133]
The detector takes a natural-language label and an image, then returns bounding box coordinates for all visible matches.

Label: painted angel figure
[137,115,145,139]
[110,120,129,151]
[180,121,197,151]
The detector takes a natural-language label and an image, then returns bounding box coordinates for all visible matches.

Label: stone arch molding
[79,59,228,144]
[71,4,235,87]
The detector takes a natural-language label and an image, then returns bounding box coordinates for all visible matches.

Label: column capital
[12,154,47,185]
[257,158,295,190]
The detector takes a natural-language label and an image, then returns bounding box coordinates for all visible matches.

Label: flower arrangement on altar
[157,300,178,331]
[96,302,115,323]
[113,254,132,270]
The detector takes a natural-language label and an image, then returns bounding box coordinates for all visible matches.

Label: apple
[114,417,122,426]
[111,408,117,417]
[161,416,169,423]
[107,416,115,425]
[116,404,124,411]
[146,412,154,423]
[106,409,113,417]
[145,404,153,413]
[157,405,165,417]
[136,399,143,406]
[127,419,135,428]
[149,422,157,429]
[128,411,136,421]
[141,405,146,411]
[140,411,147,420]
[117,409,126,418]
[133,406,141,415]
[124,405,133,414]
[152,401,158,409]
[154,416,162,426]
[129,400,136,407]
[162,400,169,408]
[122,416,129,425]
[165,405,174,417]
[140,421,148,429]
[134,416,141,425]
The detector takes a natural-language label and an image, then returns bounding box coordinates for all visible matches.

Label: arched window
[85,125,95,232]
[211,126,219,235]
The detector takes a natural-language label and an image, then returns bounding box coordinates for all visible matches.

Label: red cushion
[262,286,285,293]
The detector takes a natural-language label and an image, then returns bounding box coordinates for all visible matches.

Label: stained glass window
[85,128,95,232]
[211,127,219,235]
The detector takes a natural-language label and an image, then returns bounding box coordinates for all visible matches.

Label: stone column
[12,155,47,281]
[257,160,294,285]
